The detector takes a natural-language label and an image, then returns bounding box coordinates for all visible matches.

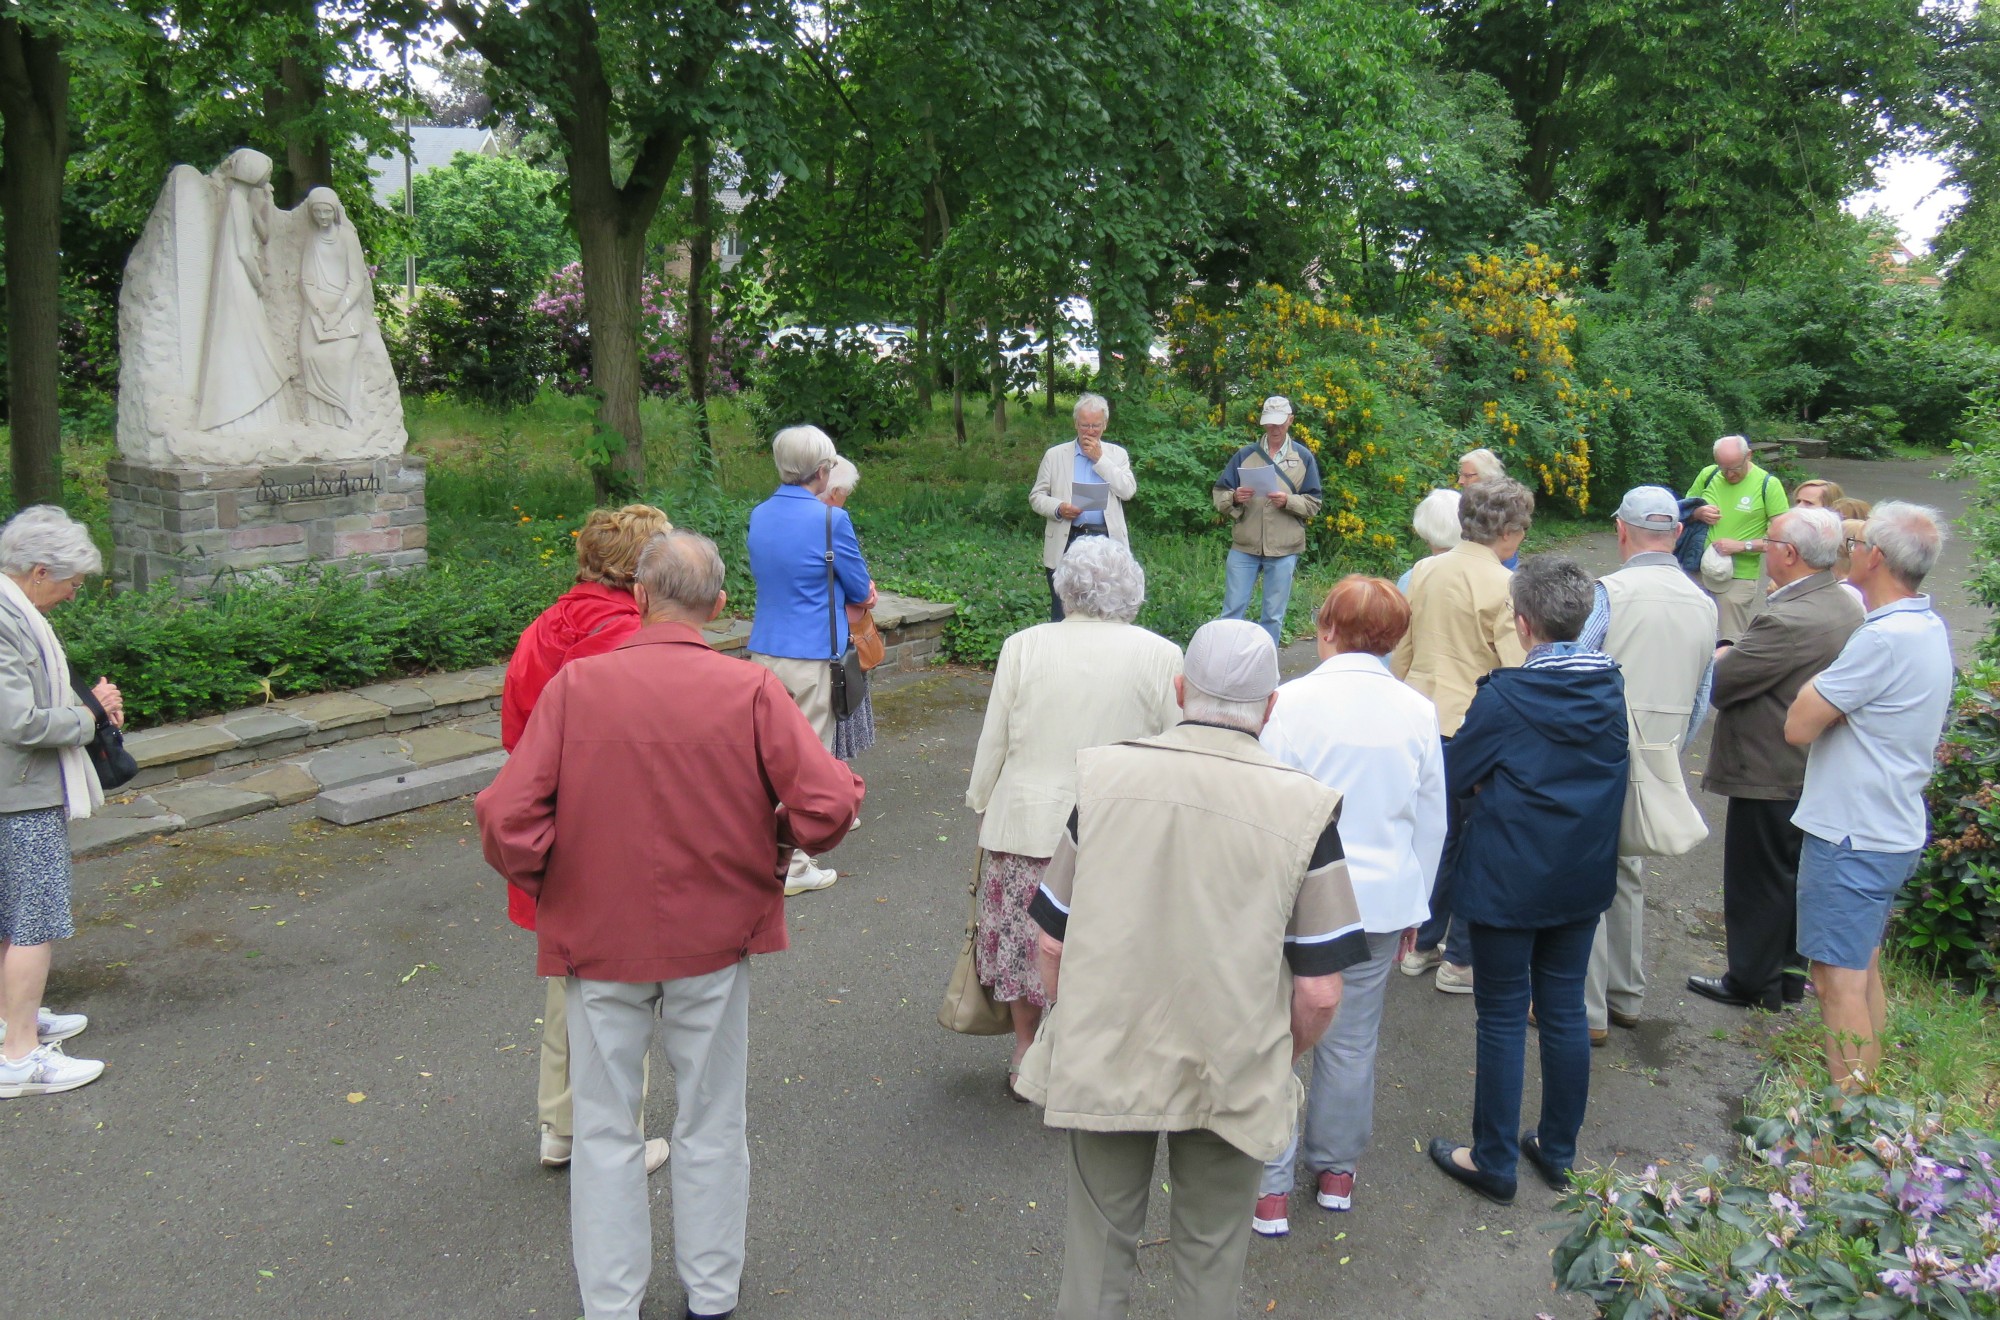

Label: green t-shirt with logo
[1686,462,1788,580]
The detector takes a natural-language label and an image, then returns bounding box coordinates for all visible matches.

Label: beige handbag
[938,848,1012,1036]
[1618,734,1708,857]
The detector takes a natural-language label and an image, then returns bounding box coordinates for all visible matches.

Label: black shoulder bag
[826,507,868,721]
[69,666,137,791]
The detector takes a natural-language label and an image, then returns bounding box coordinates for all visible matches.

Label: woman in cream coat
[965,537,1180,1097]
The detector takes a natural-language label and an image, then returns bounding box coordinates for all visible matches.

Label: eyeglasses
[1844,537,1872,552]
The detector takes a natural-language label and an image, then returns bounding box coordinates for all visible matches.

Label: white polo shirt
[1260,652,1445,932]
[1793,594,1953,853]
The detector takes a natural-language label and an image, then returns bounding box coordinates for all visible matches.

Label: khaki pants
[750,653,837,887]
[1056,1128,1262,1320]
[1704,576,1763,643]
[1585,854,1647,1032]
[538,977,648,1138]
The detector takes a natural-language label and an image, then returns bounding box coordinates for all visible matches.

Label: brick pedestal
[109,455,427,596]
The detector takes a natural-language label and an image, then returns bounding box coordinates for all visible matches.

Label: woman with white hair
[1399,488,1463,595]
[0,506,122,1098]
[1457,448,1506,489]
[1029,393,1137,621]
[965,537,1181,1097]
[748,426,877,894]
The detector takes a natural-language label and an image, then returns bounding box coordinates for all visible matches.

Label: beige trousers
[1585,853,1647,1032]
[1704,576,1764,643]
[538,976,648,1137]
[749,653,838,886]
[1056,1127,1262,1320]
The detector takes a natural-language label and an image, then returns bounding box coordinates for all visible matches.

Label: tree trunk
[572,206,650,499]
[0,18,70,509]
[263,2,331,203]
[1044,298,1058,416]
[988,323,1007,437]
[687,133,714,473]
[913,304,932,411]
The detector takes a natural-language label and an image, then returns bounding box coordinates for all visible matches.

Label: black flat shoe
[1520,1132,1571,1191]
[1686,974,1775,1011]
[1426,1137,1516,1205]
[1782,970,1807,1004]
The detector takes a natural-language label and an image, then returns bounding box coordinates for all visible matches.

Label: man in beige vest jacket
[1016,620,1367,1320]
[1575,487,1718,1041]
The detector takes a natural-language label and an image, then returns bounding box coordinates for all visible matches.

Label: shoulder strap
[825,505,839,660]
[1694,465,1719,500]
[1261,443,1302,494]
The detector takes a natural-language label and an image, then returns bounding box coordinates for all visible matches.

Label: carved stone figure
[297,187,369,427]
[118,153,407,467]
[196,149,290,433]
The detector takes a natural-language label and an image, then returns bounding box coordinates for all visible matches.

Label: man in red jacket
[479,529,864,1320]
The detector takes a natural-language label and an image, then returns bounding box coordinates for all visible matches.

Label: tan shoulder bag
[938,848,1011,1035]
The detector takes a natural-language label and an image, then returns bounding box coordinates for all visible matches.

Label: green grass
[1753,957,2000,1127]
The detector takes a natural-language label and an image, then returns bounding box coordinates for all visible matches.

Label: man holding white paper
[1031,393,1138,621]
[1213,396,1325,646]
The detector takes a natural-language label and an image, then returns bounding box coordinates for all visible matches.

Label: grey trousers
[568,965,751,1320]
[1056,1127,1263,1320]
[750,652,837,887]
[1585,854,1647,1031]
[1260,930,1400,1195]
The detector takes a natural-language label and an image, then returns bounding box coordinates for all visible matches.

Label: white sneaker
[0,1007,88,1045]
[1435,962,1475,995]
[539,1125,572,1168]
[0,1043,105,1097]
[1398,947,1443,977]
[645,1137,670,1175]
[784,860,839,896]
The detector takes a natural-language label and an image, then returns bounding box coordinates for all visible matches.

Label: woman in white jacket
[964,538,1180,1098]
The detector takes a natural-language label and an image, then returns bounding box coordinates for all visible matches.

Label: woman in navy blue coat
[1427,555,1629,1204]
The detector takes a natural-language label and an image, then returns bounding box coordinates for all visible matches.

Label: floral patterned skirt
[975,849,1049,1008]
[834,694,876,760]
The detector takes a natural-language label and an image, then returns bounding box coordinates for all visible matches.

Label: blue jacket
[1442,655,1628,930]
[746,486,873,660]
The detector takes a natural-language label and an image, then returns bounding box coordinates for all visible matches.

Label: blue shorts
[1796,833,1922,971]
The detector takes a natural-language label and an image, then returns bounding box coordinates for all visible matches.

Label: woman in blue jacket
[1427,555,1628,1205]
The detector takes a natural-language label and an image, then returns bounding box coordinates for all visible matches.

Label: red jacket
[499,583,644,929]
[476,621,864,983]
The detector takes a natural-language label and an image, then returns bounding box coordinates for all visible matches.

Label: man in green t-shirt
[1687,435,1789,641]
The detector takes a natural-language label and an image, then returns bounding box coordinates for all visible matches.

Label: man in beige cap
[1212,396,1324,646]
[1017,618,1367,1320]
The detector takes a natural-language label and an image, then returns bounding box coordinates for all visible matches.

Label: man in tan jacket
[1212,397,1324,645]
[1017,619,1367,1320]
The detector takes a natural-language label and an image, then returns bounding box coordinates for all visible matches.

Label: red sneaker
[1251,1192,1290,1237]
[1317,1170,1354,1211]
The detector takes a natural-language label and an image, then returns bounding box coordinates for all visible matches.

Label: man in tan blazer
[1690,507,1863,1011]
[1030,393,1137,621]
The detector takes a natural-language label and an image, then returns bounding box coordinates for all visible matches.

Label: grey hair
[1459,477,1535,546]
[1411,488,1463,552]
[1510,555,1594,643]
[0,505,103,580]
[1865,500,1947,588]
[1776,507,1842,570]
[825,457,860,494]
[1179,689,1267,733]
[1714,433,1750,461]
[1073,392,1110,423]
[1459,447,1506,483]
[772,425,837,484]
[634,529,725,612]
[1052,535,1146,623]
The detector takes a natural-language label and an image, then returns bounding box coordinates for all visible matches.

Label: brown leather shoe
[1609,1010,1640,1029]
[1590,1028,1608,1047]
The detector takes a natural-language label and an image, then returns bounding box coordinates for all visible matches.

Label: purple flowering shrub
[532,262,759,399]
[1553,1092,2000,1317]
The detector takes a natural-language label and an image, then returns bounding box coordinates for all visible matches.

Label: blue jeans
[1467,918,1596,1184]
[1221,550,1298,647]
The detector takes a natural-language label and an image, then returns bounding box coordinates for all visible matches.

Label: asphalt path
[2,456,1979,1319]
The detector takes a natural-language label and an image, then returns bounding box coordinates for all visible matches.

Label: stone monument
[112,149,425,595]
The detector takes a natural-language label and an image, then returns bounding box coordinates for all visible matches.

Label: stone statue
[196,149,290,433]
[118,152,407,467]
[297,187,369,427]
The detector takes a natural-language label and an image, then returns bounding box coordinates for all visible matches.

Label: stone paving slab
[351,683,436,716]
[402,727,502,768]
[125,724,240,768]
[408,675,489,706]
[301,739,417,789]
[272,691,391,730]
[147,785,269,829]
[229,763,321,807]
[216,710,314,746]
[316,751,508,826]
[71,812,184,856]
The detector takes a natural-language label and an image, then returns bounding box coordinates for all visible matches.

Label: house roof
[366,127,501,205]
